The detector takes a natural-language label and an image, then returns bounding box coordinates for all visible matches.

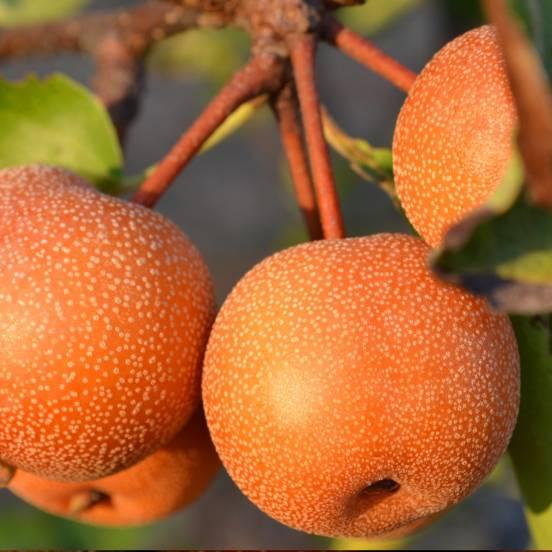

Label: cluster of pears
[1,164,219,525]
[2,25,520,538]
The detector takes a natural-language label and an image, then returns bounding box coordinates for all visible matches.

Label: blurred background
[0,0,531,548]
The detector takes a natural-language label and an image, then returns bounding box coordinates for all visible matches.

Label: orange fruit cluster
[2,24,520,538]
[1,166,218,525]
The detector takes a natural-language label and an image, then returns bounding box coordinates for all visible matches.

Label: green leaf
[509,315,552,549]
[0,74,123,192]
[437,195,552,283]
[431,150,552,314]
[0,0,87,26]
[509,0,552,80]
[337,0,421,35]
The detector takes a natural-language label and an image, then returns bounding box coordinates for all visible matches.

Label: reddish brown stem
[322,16,416,93]
[290,35,345,240]
[272,84,323,241]
[132,54,285,207]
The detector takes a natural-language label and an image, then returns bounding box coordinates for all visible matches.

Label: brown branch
[0,19,82,58]
[289,35,345,240]
[321,16,416,93]
[484,0,552,208]
[92,35,146,146]
[0,2,199,60]
[132,53,286,207]
[0,2,200,146]
[272,83,323,241]
[160,0,238,23]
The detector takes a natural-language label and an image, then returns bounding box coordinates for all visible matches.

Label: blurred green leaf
[509,315,552,549]
[442,0,483,27]
[337,0,421,35]
[509,0,552,80]
[0,500,150,549]
[273,220,309,251]
[0,74,123,192]
[0,0,87,26]
[484,457,522,501]
[147,28,250,87]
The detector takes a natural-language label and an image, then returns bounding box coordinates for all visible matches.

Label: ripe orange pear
[0,165,215,481]
[202,234,520,537]
[393,25,517,247]
[9,408,220,526]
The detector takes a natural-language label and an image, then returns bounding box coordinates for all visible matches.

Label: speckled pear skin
[202,234,520,538]
[9,408,221,527]
[0,165,215,482]
[393,25,517,247]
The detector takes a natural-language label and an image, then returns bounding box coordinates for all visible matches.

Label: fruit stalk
[272,83,324,241]
[322,17,416,93]
[68,490,109,515]
[290,35,346,239]
[132,53,286,208]
[0,460,15,487]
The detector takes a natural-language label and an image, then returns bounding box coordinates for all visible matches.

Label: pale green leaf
[509,315,552,549]
[0,0,87,26]
[0,74,123,191]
